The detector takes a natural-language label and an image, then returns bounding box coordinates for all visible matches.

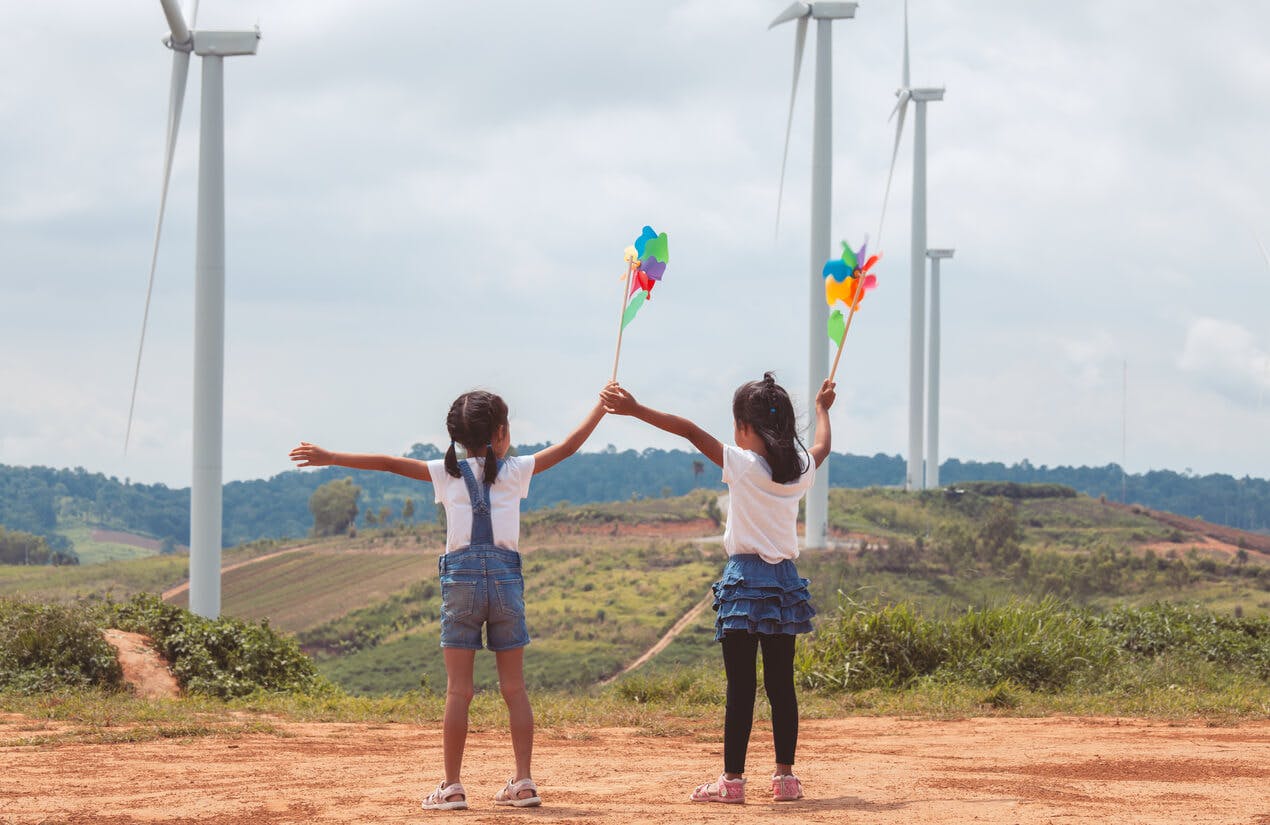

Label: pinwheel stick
[611,260,638,382]
[828,288,865,383]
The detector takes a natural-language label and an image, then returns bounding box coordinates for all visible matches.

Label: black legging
[721,631,798,774]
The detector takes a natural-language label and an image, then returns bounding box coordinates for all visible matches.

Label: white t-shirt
[721,444,815,563]
[427,455,535,552]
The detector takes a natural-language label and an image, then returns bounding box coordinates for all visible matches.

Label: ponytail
[483,444,499,485]
[444,441,461,479]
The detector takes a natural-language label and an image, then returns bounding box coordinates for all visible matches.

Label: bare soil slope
[4,716,1268,824]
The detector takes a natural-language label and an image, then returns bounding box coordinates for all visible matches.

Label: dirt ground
[3,716,1269,824]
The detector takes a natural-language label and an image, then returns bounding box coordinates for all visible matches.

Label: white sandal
[494,777,542,807]
[422,780,468,811]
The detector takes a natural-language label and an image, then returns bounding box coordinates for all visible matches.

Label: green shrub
[798,596,1270,696]
[946,599,1115,690]
[956,482,1077,500]
[104,593,325,699]
[795,597,950,691]
[0,598,122,693]
[1096,602,1270,679]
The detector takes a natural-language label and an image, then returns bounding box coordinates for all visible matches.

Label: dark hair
[732,372,808,484]
[443,390,509,485]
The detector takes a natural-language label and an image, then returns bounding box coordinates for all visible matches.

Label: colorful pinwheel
[823,237,879,380]
[612,225,669,380]
[621,226,669,330]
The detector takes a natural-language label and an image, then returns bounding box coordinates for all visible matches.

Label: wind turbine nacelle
[911,87,946,103]
[192,29,261,57]
[810,1,857,19]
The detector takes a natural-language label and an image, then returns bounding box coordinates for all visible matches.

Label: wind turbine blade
[190,0,201,29]
[769,1,810,29]
[126,49,190,452]
[774,15,809,240]
[876,92,909,244]
[1255,232,1270,273]
[157,0,191,44]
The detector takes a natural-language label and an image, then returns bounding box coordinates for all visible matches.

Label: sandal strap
[429,781,464,802]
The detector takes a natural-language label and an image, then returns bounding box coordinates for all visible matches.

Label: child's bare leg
[443,648,477,789]
[495,647,534,793]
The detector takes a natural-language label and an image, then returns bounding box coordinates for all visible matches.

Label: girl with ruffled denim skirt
[290,388,606,812]
[601,372,835,804]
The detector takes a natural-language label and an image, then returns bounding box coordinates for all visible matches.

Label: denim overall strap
[456,457,501,547]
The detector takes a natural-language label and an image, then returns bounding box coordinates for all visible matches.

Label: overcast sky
[3,1,1269,488]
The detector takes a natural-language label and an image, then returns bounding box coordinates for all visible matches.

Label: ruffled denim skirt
[711,554,815,641]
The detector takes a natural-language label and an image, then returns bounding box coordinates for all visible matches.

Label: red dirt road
[3,716,1268,824]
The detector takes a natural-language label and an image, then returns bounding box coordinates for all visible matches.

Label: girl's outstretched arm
[289,442,432,482]
[600,383,724,468]
[809,379,837,468]
[531,400,607,475]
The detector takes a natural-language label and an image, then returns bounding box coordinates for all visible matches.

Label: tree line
[1,446,1267,559]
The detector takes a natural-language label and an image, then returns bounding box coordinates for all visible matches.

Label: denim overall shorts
[437,459,530,651]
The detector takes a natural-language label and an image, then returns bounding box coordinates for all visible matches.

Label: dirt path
[99,630,180,699]
[600,592,715,684]
[3,716,1268,824]
[160,544,320,602]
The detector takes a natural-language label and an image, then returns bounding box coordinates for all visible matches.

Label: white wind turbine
[876,0,943,491]
[126,0,260,618]
[770,1,857,550]
[924,248,953,488]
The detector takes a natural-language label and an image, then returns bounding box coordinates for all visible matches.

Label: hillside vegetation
[3,449,1267,563]
[4,486,1268,700]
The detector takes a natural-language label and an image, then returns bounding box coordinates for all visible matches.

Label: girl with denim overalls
[601,372,835,804]
[290,388,606,811]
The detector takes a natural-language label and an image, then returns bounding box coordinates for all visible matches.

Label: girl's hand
[600,382,639,416]
[815,379,837,412]
[289,441,333,467]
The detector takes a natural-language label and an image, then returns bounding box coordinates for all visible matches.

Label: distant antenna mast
[1253,232,1270,415]
[1121,359,1127,504]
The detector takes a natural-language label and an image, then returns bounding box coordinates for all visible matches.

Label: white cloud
[4,1,1270,486]
[1179,318,1270,408]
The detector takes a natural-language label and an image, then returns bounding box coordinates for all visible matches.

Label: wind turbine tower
[770,1,857,549]
[128,0,260,618]
[925,248,953,488]
[899,5,945,491]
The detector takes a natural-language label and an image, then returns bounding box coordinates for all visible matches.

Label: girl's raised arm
[809,379,836,468]
[600,384,724,468]
[289,442,432,482]
[530,400,607,475]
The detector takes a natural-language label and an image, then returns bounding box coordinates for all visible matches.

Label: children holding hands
[290,371,835,810]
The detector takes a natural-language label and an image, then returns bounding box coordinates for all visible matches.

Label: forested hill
[2,444,1267,552]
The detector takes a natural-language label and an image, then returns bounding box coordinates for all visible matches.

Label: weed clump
[104,593,326,699]
[0,599,122,693]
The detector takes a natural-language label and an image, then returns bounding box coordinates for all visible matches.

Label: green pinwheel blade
[621,290,648,330]
[827,308,846,347]
[642,233,669,263]
[840,240,857,271]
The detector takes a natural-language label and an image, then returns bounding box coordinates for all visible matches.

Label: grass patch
[796,596,1270,695]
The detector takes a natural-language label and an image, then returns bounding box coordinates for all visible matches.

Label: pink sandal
[421,780,467,811]
[772,773,804,801]
[690,774,746,804]
[494,777,541,807]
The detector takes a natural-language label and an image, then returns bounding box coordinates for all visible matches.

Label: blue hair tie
[769,407,776,414]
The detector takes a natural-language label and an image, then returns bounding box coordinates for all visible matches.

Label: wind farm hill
[3,485,1267,696]
[1,448,1268,564]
